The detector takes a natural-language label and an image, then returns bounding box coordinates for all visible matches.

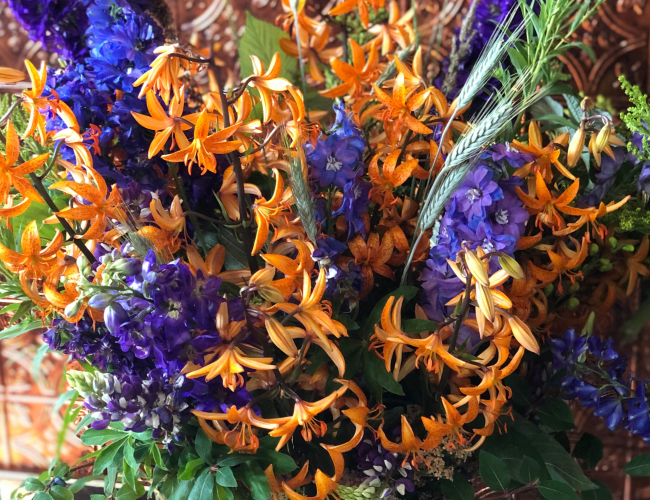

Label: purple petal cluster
[312,236,364,304]
[356,437,415,497]
[551,329,650,441]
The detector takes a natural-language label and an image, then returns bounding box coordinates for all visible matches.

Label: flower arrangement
[2,0,650,499]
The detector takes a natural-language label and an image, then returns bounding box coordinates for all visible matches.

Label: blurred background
[0,0,649,498]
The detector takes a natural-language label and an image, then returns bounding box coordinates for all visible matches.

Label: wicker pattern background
[0,0,649,497]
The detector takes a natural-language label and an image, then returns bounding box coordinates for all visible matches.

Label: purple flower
[337,177,371,237]
[550,329,588,368]
[491,143,534,169]
[484,190,529,238]
[454,165,503,219]
[306,133,364,188]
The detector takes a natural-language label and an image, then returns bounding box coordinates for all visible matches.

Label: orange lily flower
[320,39,380,99]
[328,0,385,28]
[554,196,630,240]
[52,128,95,167]
[133,45,188,105]
[0,120,47,218]
[262,238,314,280]
[131,88,192,158]
[421,397,480,450]
[161,110,241,174]
[268,381,349,450]
[185,244,251,286]
[588,128,626,167]
[0,220,62,281]
[377,414,438,467]
[276,268,347,345]
[150,195,185,237]
[245,266,296,303]
[279,25,340,83]
[0,67,25,84]
[217,166,262,221]
[348,232,394,297]
[44,263,104,322]
[49,169,125,240]
[426,95,471,153]
[266,462,311,500]
[528,235,589,292]
[367,2,414,55]
[372,74,434,136]
[369,150,423,209]
[246,53,293,124]
[512,121,572,182]
[390,47,427,94]
[183,302,276,390]
[619,236,649,296]
[515,172,588,232]
[251,169,286,255]
[277,0,325,36]
[203,91,262,150]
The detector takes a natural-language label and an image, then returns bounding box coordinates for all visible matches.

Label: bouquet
[2,0,650,498]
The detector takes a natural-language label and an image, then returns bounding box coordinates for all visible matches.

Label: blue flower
[337,177,371,237]
[550,329,588,368]
[454,165,503,219]
[306,133,364,188]
[587,336,619,361]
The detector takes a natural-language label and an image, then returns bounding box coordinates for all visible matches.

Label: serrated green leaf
[216,467,237,488]
[188,469,214,500]
[479,450,510,491]
[538,480,579,500]
[624,454,650,476]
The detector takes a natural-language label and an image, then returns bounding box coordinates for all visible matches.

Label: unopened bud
[580,97,594,112]
[589,243,599,256]
[595,124,611,153]
[64,299,82,318]
[569,283,580,293]
[66,371,95,397]
[543,284,554,296]
[599,258,612,272]
[567,127,585,168]
[76,255,89,271]
[463,250,489,287]
[622,244,635,252]
[566,297,580,310]
[258,285,286,303]
[608,237,618,248]
[88,292,114,310]
[112,258,142,276]
[498,254,524,280]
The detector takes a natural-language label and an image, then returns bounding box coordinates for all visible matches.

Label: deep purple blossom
[454,165,503,219]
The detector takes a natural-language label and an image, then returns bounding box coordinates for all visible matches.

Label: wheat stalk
[283,135,318,245]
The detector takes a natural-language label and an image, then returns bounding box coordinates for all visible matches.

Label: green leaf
[50,486,73,500]
[511,413,596,491]
[169,480,194,500]
[479,450,511,491]
[90,495,106,500]
[189,468,214,500]
[238,12,296,82]
[361,286,419,335]
[75,413,95,434]
[32,343,50,381]
[0,320,43,340]
[122,461,136,491]
[23,478,46,492]
[239,462,271,500]
[254,444,297,473]
[538,480,579,500]
[216,467,237,488]
[80,429,128,446]
[439,473,473,500]
[623,296,650,343]
[538,398,575,431]
[94,438,128,474]
[179,458,206,480]
[624,453,650,476]
[195,429,213,464]
[517,456,540,484]
[34,493,54,500]
[572,433,603,469]
[402,319,438,334]
[123,440,139,470]
[115,483,145,500]
[68,476,103,494]
[104,466,117,496]
[216,485,234,500]
[363,350,404,400]
[150,443,168,471]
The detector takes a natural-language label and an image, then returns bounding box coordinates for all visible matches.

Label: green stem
[167,162,207,254]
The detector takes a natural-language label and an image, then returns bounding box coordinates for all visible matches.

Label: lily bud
[498,254,524,280]
[112,258,142,276]
[567,127,585,168]
[475,283,495,322]
[595,124,611,153]
[463,250,489,287]
[580,97,594,112]
[508,315,539,354]
[258,285,286,304]
[88,292,114,310]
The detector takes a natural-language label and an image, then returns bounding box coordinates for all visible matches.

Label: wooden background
[0,0,649,497]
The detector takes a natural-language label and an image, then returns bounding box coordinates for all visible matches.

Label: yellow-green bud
[566,297,580,310]
[595,124,611,153]
[567,127,585,168]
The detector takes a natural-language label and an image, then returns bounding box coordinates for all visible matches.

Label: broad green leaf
[0,320,43,340]
[115,483,145,500]
[23,478,46,492]
[254,444,297,473]
[238,12,296,83]
[150,443,168,471]
[538,398,575,432]
[572,433,603,470]
[239,462,271,500]
[122,461,136,491]
[402,319,438,334]
[511,413,596,491]
[216,485,234,500]
[94,438,128,474]
[34,493,54,500]
[439,473,473,500]
[104,466,117,496]
[624,454,650,476]
[80,429,128,446]
[216,467,237,488]
[90,496,106,500]
[123,440,139,470]
[169,480,194,500]
[50,486,73,500]
[363,350,404,399]
[479,450,510,491]
[582,480,613,500]
[538,480,579,500]
[179,458,206,480]
[188,469,214,500]
[195,429,213,464]
[68,476,104,494]
[516,455,541,484]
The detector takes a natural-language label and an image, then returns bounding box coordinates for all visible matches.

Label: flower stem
[167,161,207,254]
